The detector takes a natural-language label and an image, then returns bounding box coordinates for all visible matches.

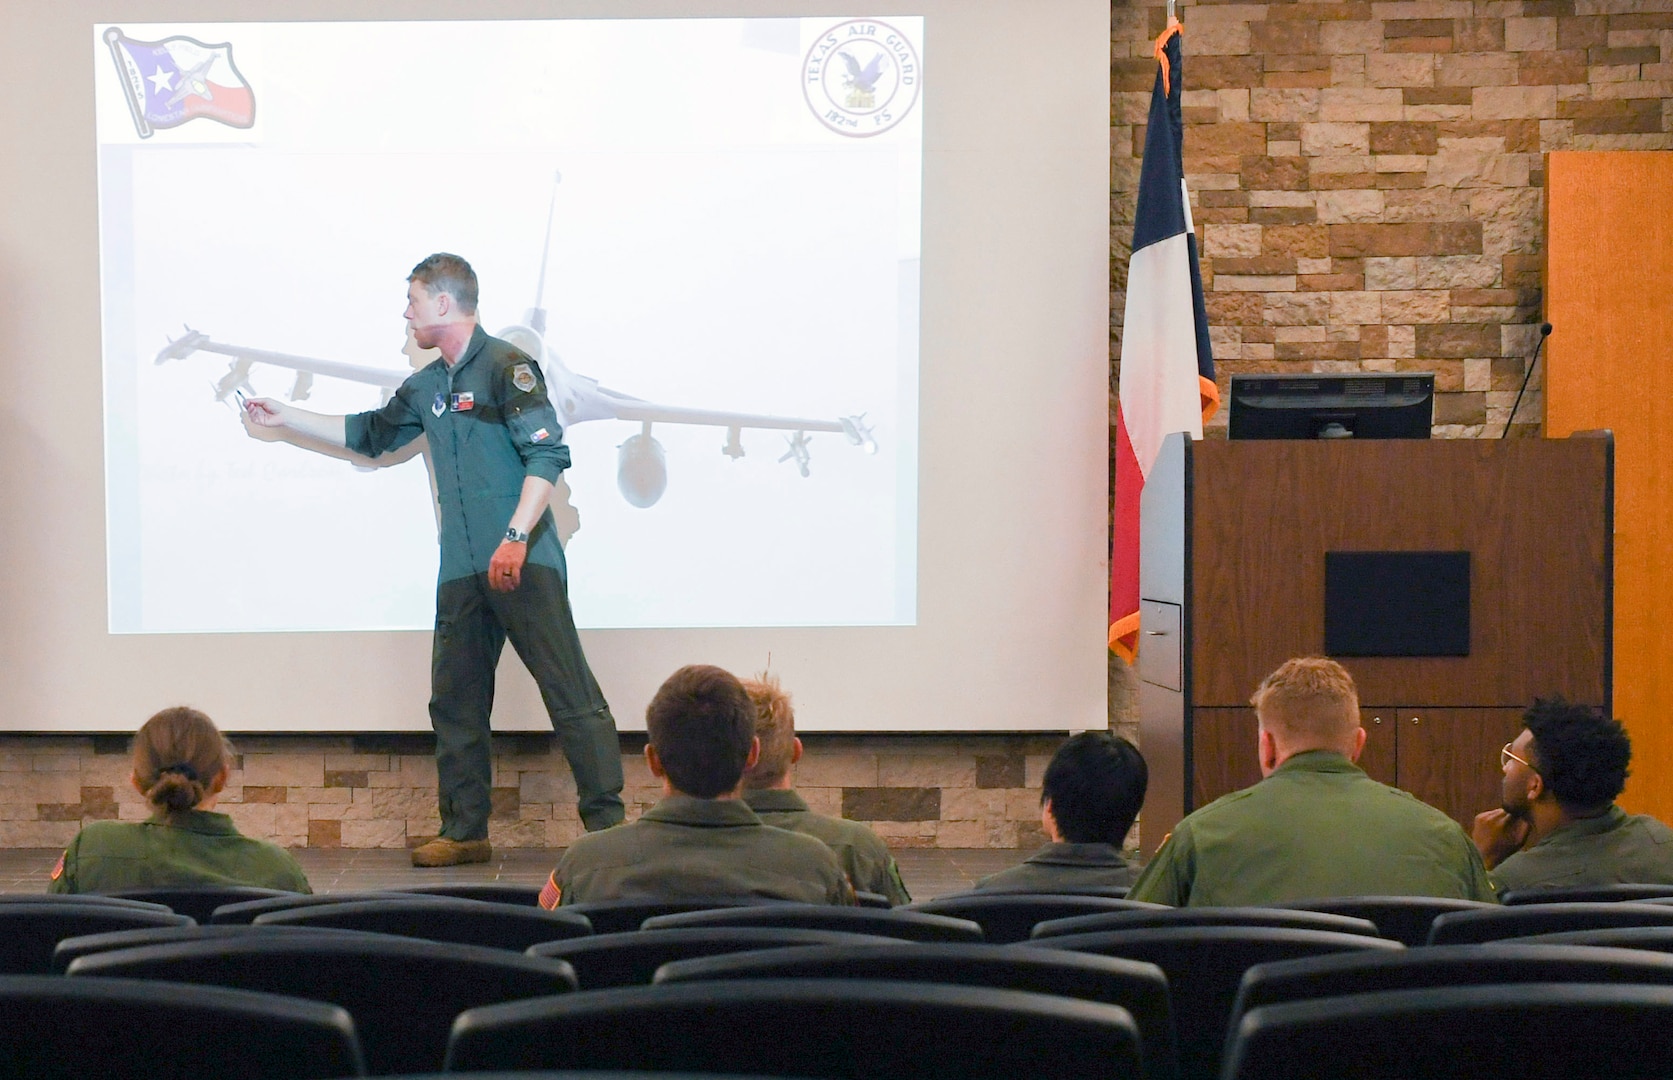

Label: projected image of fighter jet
[154,173,879,509]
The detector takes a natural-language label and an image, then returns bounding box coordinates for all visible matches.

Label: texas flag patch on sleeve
[538,871,561,909]
[531,428,551,444]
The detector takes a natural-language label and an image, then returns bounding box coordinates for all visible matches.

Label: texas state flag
[104,28,255,138]
[1111,17,1218,662]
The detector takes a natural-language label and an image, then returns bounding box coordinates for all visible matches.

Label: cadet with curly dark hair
[1475,697,1673,893]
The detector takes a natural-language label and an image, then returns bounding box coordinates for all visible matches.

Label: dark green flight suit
[47,812,311,894]
[974,842,1139,893]
[345,325,625,838]
[1492,804,1673,892]
[744,789,911,905]
[1128,751,1496,907]
[546,795,856,906]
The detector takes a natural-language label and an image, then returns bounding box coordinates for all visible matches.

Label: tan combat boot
[410,836,492,867]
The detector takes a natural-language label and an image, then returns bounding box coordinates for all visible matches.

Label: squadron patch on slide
[511,363,538,393]
[802,19,921,138]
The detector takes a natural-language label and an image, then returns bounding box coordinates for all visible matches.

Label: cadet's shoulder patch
[511,363,538,394]
[538,871,562,909]
[50,851,65,881]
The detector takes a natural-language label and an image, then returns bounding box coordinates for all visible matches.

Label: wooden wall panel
[1545,151,1673,822]
[1396,708,1526,832]
[1192,707,1262,810]
[1190,440,1610,709]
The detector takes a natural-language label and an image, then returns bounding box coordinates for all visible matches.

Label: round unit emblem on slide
[803,19,921,138]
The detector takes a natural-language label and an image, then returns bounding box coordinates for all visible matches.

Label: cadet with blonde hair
[49,707,310,894]
[544,666,854,907]
[1128,657,1493,906]
[1250,656,1365,774]
[739,673,911,905]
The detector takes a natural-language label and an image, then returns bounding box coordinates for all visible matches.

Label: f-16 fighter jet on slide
[153,173,879,508]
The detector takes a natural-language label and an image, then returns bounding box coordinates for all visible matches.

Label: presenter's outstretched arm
[487,476,556,593]
[243,398,348,447]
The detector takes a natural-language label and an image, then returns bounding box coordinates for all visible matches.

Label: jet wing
[598,391,877,457]
[158,325,879,453]
[608,397,846,435]
[157,329,409,390]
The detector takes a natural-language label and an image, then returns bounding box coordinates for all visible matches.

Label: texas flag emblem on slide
[104,27,255,138]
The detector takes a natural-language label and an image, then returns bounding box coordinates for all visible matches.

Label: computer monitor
[1228,373,1435,440]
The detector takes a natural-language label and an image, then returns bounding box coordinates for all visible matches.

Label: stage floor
[0,846,1027,901]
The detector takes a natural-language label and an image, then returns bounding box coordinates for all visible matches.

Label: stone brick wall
[1110,0,1673,438]
[0,734,1066,851]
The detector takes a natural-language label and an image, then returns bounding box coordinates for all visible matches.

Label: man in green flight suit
[541,664,855,907]
[1128,656,1495,906]
[245,254,624,866]
[975,731,1146,893]
[739,673,910,905]
[1474,699,1673,892]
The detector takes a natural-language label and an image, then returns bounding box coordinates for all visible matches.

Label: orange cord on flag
[1153,16,1182,97]
[1200,375,1221,425]
[1109,611,1141,662]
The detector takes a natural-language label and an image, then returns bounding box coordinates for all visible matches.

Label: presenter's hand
[243,397,289,428]
[1471,808,1530,869]
[489,541,527,592]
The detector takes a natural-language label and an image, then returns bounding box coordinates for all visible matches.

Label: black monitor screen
[1325,551,1470,657]
[1229,373,1434,440]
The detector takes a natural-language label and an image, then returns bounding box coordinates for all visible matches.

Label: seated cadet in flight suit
[541,665,855,907]
[739,673,911,905]
[976,731,1148,892]
[1128,657,1495,906]
[49,706,311,894]
[1475,698,1673,892]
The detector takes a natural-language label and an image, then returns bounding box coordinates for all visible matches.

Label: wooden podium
[1134,434,1612,854]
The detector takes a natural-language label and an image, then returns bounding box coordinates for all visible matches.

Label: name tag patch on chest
[450,392,474,412]
[431,393,446,417]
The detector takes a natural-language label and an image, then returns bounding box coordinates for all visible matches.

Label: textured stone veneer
[1110,1,1673,439]
[0,733,1097,851]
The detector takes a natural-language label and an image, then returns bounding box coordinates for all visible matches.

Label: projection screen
[0,0,1109,732]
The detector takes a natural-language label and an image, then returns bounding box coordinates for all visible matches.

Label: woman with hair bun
[48,706,311,894]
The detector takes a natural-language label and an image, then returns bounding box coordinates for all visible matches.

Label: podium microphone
[1500,322,1553,439]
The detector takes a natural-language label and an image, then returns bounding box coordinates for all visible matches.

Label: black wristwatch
[504,526,530,544]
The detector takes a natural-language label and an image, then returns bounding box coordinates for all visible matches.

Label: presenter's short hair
[740,673,797,789]
[646,665,756,798]
[1524,697,1632,812]
[409,252,478,314]
[1250,657,1361,744]
[1041,732,1148,846]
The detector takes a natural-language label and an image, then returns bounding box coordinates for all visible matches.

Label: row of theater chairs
[24,875,1673,927]
[14,940,1673,1078]
[17,884,1673,970]
[9,889,1673,1075]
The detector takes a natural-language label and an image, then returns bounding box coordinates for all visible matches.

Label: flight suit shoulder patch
[511,363,537,394]
[50,851,64,881]
[538,870,561,909]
